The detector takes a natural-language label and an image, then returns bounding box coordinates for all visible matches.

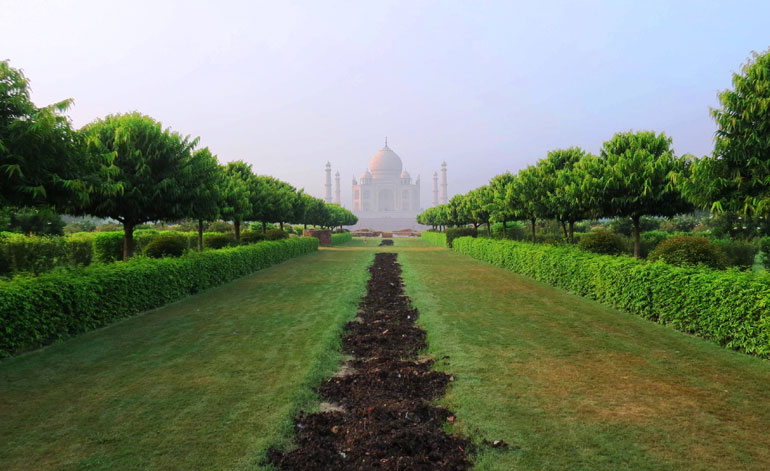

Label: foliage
[92,231,125,262]
[596,131,692,257]
[683,49,770,216]
[577,231,627,255]
[143,233,187,258]
[331,232,353,245]
[264,229,289,241]
[711,238,759,270]
[204,232,235,249]
[420,231,447,247]
[0,206,65,235]
[445,227,478,248]
[0,232,92,274]
[78,112,201,259]
[640,230,671,258]
[762,236,770,269]
[489,221,527,240]
[648,236,728,269]
[0,61,89,209]
[608,216,661,236]
[706,211,770,239]
[452,237,770,357]
[207,221,234,233]
[239,230,265,245]
[0,237,319,357]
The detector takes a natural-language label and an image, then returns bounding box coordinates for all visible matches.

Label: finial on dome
[325,161,331,167]
[385,136,388,147]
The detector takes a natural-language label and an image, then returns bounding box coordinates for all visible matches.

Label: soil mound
[268,252,470,470]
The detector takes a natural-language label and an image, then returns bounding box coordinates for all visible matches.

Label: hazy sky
[2,0,769,208]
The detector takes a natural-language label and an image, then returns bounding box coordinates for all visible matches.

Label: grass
[394,239,770,471]
[0,242,373,471]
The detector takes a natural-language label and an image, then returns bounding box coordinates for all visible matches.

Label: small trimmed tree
[597,131,692,257]
[79,112,199,260]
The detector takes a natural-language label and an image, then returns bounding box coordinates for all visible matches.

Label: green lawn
[396,239,770,471]
[0,242,372,471]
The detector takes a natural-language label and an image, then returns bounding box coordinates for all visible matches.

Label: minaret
[440,161,448,205]
[334,171,341,205]
[432,171,439,207]
[324,162,332,203]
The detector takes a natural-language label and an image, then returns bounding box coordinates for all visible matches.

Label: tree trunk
[304,223,308,229]
[197,218,204,251]
[486,221,491,233]
[473,222,479,229]
[234,219,241,243]
[122,222,135,261]
[280,221,284,230]
[531,218,536,243]
[502,219,507,239]
[262,221,267,233]
[561,220,568,239]
[632,215,641,258]
[569,220,575,243]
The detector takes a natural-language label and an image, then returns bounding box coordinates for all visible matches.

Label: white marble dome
[369,144,403,179]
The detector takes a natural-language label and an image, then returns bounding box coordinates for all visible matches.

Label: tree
[510,165,549,242]
[79,112,199,259]
[683,50,770,217]
[220,161,255,242]
[467,186,493,232]
[540,147,592,242]
[184,148,222,251]
[487,172,516,238]
[597,131,692,257]
[0,61,88,209]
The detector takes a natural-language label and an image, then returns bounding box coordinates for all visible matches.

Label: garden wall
[0,237,319,358]
[452,237,770,357]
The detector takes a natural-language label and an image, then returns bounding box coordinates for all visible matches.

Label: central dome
[369,144,403,179]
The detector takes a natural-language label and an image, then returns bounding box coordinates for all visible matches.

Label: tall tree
[184,148,222,251]
[220,161,255,242]
[683,49,770,217]
[597,131,692,257]
[79,112,199,259]
[487,172,516,238]
[510,166,548,242]
[540,147,591,242]
[0,60,88,209]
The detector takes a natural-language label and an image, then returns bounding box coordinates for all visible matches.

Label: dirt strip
[268,252,471,470]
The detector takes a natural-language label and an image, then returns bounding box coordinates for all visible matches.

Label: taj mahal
[324,140,448,230]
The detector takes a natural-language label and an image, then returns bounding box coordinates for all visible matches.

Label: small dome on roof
[400,169,410,179]
[360,169,372,180]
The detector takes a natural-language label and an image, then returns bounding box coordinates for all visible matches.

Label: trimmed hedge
[0,233,93,274]
[331,232,352,245]
[452,237,770,357]
[421,231,448,247]
[445,227,477,248]
[0,237,319,357]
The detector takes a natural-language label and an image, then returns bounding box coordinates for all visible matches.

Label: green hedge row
[452,237,770,357]
[0,237,319,358]
[421,231,448,247]
[0,232,93,274]
[331,232,352,245]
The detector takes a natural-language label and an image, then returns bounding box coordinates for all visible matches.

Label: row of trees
[418,50,770,258]
[0,61,355,260]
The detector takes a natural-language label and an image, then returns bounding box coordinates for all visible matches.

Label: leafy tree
[220,161,256,242]
[597,131,692,257]
[467,186,493,232]
[183,148,222,250]
[684,50,770,216]
[0,61,88,209]
[487,172,516,238]
[78,112,199,259]
[510,165,548,242]
[540,147,591,242]
[0,206,65,235]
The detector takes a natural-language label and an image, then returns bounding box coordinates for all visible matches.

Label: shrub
[490,221,527,240]
[264,229,289,241]
[452,237,770,357]
[331,232,352,245]
[649,236,728,269]
[207,221,234,233]
[0,237,319,357]
[65,233,94,266]
[608,216,660,236]
[446,227,478,248]
[203,232,235,249]
[640,230,670,258]
[92,231,125,262]
[762,236,770,270]
[577,231,627,255]
[240,230,265,245]
[421,231,447,247]
[143,234,187,258]
[711,239,759,269]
